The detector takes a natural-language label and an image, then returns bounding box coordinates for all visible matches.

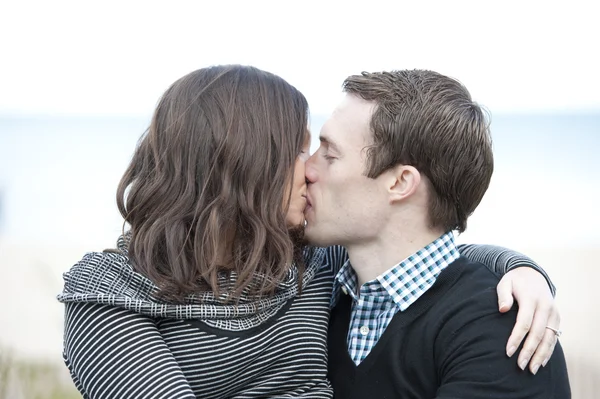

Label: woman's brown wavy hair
[115,65,309,302]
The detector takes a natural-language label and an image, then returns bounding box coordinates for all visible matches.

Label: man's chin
[303,225,324,247]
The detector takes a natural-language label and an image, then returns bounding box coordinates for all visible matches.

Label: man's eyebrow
[319,135,340,152]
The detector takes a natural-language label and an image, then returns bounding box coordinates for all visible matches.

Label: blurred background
[0,0,598,397]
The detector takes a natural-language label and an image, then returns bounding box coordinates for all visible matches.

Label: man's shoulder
[426,256,514,327]
[412,258,570,399]
[441,255,503,294]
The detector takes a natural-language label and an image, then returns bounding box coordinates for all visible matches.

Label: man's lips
[305,194,313,208]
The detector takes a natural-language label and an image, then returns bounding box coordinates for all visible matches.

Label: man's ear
[388,165,421,204]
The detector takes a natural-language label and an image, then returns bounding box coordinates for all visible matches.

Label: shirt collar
[331,231,459,310]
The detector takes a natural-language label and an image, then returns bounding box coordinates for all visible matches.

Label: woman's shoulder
[57,249,155,304]
[306,245,348,277]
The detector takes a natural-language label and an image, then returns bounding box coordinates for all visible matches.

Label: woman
[58,65,557,398]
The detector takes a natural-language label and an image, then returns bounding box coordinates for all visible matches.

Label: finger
[528,328,558,374]
[496,276,514,313]
[506,302,535,358]
[530,311,560,374]
[516,304,552,372]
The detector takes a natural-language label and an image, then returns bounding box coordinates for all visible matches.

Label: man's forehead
[318,122,335,146]
[320,95,374,145]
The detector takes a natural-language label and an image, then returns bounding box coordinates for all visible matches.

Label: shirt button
[341,286,348,295]
[359,326,369,336]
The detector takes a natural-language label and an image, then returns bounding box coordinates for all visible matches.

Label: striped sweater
[57,243,552,399]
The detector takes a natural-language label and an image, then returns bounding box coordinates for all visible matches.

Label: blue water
[0,113,598,249]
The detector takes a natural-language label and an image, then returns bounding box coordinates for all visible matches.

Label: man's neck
[346,225,446,288]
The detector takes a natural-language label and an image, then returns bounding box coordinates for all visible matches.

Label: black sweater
[328,256,570,399]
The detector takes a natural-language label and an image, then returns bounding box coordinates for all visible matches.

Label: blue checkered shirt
[331,231,460,365]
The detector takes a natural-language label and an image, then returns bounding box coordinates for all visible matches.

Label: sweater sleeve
[63,302,196,399]
[457,244,556,296]
[434,287,570,399]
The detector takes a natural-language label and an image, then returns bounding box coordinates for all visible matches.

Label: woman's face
[285,134,311,227]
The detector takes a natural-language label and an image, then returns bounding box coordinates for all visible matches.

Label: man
[304,70,570,398]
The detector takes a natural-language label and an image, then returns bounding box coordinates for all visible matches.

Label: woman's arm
[458,244,555,294]
[63,302,196,399]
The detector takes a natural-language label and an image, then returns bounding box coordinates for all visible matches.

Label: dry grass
[0,347,80,399]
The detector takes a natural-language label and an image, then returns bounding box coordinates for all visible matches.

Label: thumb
[497,276,514,313]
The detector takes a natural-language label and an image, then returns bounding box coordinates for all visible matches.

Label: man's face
[304,94,390,247]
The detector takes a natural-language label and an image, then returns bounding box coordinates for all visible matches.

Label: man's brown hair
[116,65,309,302]
[343,69,493,232]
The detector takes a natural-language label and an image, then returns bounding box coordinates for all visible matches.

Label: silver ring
[546,326,562,337]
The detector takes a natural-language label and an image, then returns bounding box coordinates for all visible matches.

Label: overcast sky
[1,0,598,117]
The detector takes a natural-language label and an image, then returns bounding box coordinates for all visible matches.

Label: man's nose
[305,156,317,184]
